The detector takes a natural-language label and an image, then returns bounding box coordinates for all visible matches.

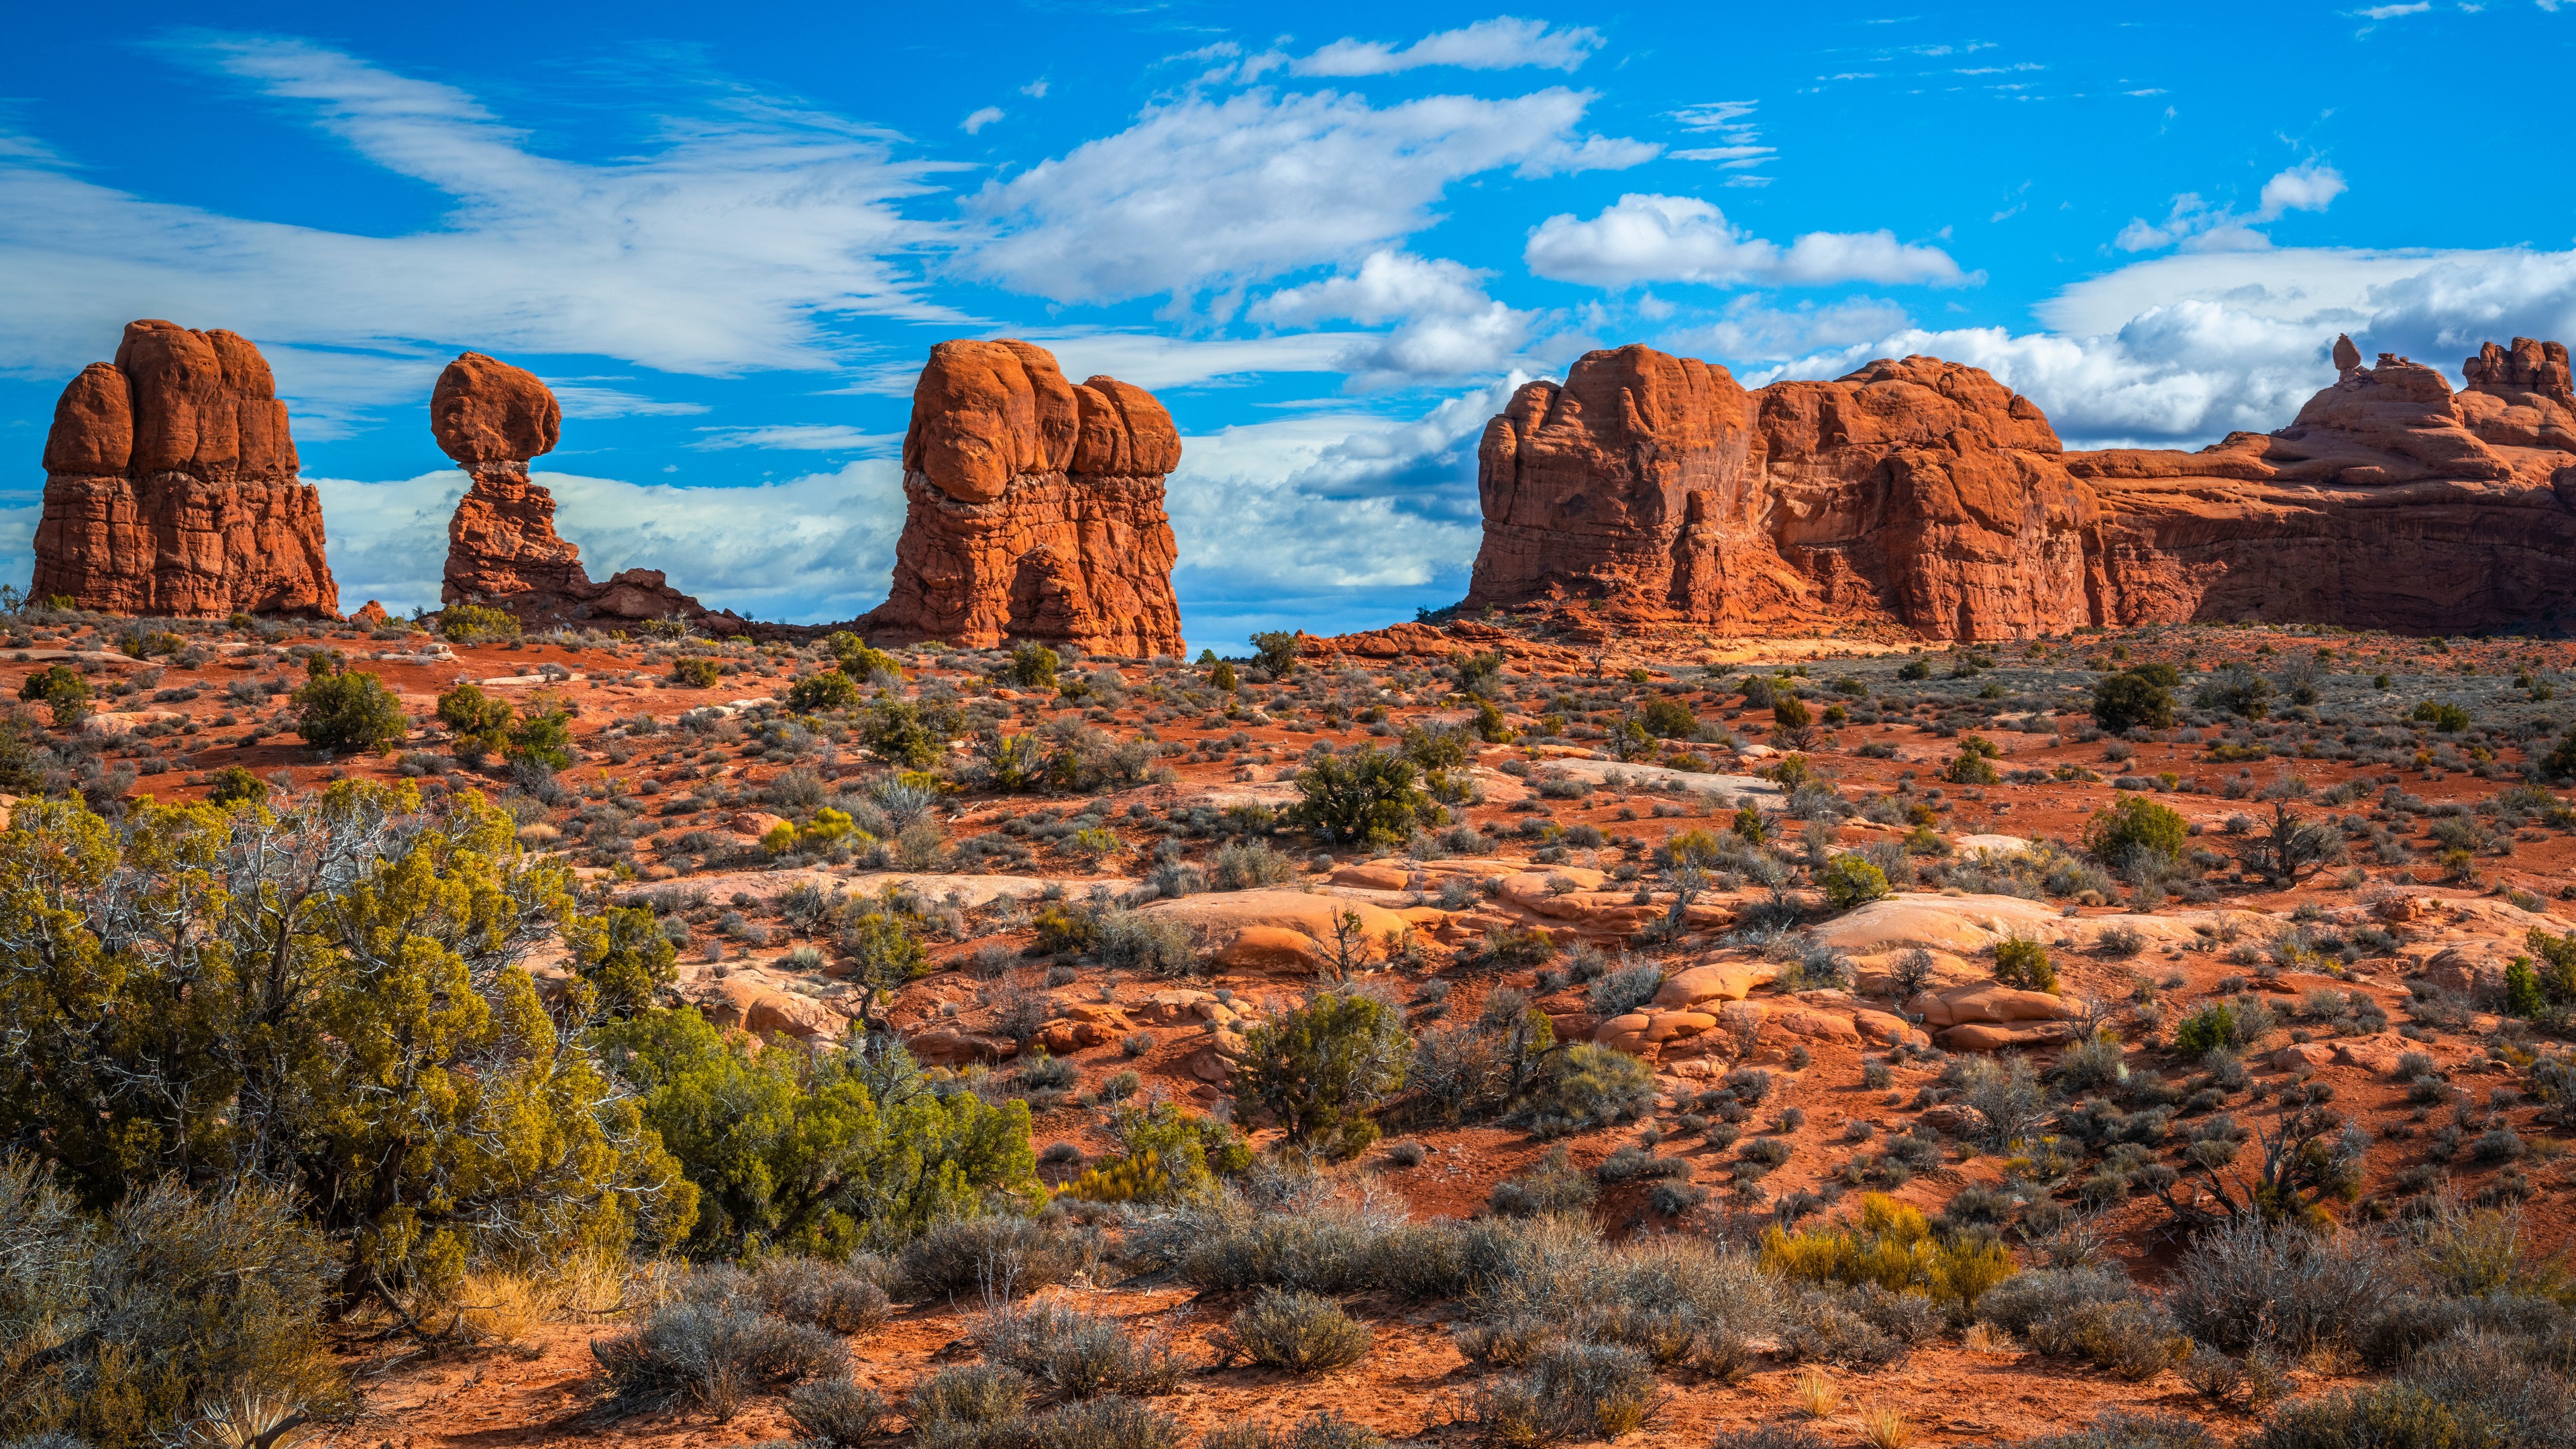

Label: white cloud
[1683,294,1917,360]
[1745,244,2576,449]
[1020,79,1049,98]
[546,384,712,420]
[1289,18,1604,76]
[825,329,1377,396]
[1524,193,1974,289]
[1667,100,1776,174]
[0,34,964,433]
[688,425,903,453]
[315,462,906,622]
[2114,162,2347,252]
[961,106,1005,134]
[1246,250,1543,384]
[965,87,1655,306]
[2357,2,2432,16]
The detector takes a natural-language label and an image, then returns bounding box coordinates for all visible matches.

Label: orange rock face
[32,320,338,617]
[434,352,752,633]
[1466,337,2576,639]
[861,339,1184,656]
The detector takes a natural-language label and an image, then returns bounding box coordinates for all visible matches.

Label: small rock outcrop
[433,352,751,631]
[1465,338,2576,639]
[859,339,1184,655]
[32,320,337,616]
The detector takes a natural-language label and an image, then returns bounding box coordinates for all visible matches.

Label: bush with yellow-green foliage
[826,631,904,684]
[19,663,91,727]
[1060,1102,1250,1203]
[436,680,516,760]
[787,669,863,713]
[591,1011,1036,1258]
[291,663,408,755]
[1232,990,1411,1159]
[1760,1193,2014,1317]
[1993,934,2057,994]
[0,782,696,1313]
[1819,853,1893,912]
[437,603,522,644]
[672,656,722,688]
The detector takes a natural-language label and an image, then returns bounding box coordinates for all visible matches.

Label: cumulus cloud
[1524,193,1974,289]
[1248,250,1543,385]
[1746,244,2576,448]
[0,34,963,433]
[1287,18,1604,76]
[315,462,906,621]
[2115,162,2348,252]
[965,87,1655,306]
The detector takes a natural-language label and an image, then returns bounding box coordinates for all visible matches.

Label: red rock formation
[32,321,338,616]
[433,352,753,633]
[860,339,1184,656]
[1466,338,2576,639]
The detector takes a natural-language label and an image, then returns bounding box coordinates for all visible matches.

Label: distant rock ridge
[1464,335,2576,639]
[32,320,338,616]
[433,352,755,633]
[859,339,1185,655]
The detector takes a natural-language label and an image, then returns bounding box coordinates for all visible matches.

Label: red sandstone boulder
[33,321,337,617]
[861,339,1184,657]
[1464,337,2576,640]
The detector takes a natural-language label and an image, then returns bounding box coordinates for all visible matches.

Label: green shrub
[787,670,863,713]
[16,665,89,727]
[1772,693,1813,731]
[863,699,955,767]
[504,709,575,771]
[673,656,722,688]
[1251,631,1301,676]
[2195,667,2273,720]
[435,681,515,757]
[594,1010,1033,1258]
[2084,796,2189,869]
[205,765,268,808]
[1210,659,1238,693]
[1232,990,1410,1158]
[1946,747,2001,786]
[824,632,903,683]
[2172,1003,2237,1060]
[437,604,521,644]
[0,787,688,1296]
[1513,1042,1656,1138]
[1993,935,2056,993]
[1819,854,1893,911]
[2410,700,2473,733]
[2090,672,2178,733]
[1292,747,1428,847]
[1010,643,1061,688]
[291,667,407,755]
[1640,699,1697,739]
[1228,1289,1375,1373]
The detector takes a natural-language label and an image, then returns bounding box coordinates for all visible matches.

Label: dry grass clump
[590,1299,846,1419]
[1791,1371,1840,1419]
[1468,1340,1662,1446]
[1201,1412,1389,1449]
[1226,1289,1375,1373]
[981,1299,1185,1398]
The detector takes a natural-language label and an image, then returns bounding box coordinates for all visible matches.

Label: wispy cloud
[1278,18,1605,76]
[688,425,902,452]
[2115,160,2347,252]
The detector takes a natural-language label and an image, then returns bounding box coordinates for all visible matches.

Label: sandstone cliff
[1465,337,2576,639]
[434,352,753,633]
[32,320,337,616]
[859,339,1184,655]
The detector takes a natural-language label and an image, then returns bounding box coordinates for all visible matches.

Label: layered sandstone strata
[434,352,750,631]
[1465,336,2576,639]
[859,339,1184,656]
[32,320,337,616]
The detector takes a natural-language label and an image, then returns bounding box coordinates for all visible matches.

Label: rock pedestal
[859,339,1185,656]
[32,320,337,616]
[433,352,751,632]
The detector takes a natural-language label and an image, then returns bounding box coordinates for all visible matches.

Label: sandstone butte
[857,338,1185,656]
[32,320,338,616]
[433,351,755,633]
[1464,335,2576,641]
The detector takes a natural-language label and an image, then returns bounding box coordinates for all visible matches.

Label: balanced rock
[1465,338,2576,639]
[859,340,1183,655]
[433,352,753,632]
[32,321,337,616]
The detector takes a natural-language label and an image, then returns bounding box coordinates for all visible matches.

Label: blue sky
[7,2,2576,651]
